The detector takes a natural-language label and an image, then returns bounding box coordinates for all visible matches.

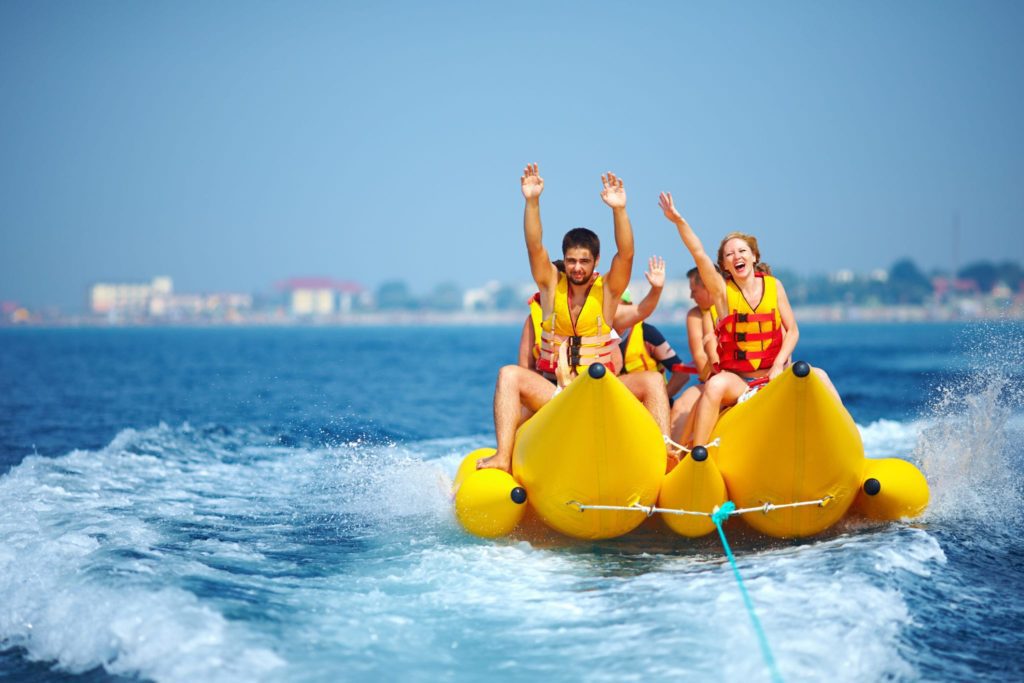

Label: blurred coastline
[3,302,1021,328]
[4,258,1023,327]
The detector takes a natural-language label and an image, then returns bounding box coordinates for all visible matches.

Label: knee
[704,375,728,402]
[497,364,523,388]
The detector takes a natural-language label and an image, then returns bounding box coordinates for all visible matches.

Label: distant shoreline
[3,303,1023,329]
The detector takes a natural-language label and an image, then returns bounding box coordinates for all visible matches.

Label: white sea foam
[0,423,474,681]
[0,443,286,681]
[916,364,1023,525]
[858,418,925,458]
[0,408,1001,681]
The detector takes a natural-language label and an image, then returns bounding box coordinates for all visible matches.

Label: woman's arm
[768,280,799,381]
[658,192,727,313]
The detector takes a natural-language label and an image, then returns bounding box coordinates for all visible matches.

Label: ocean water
[1,323,1022,682]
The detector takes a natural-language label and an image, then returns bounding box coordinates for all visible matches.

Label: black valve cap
[691,446,709,462]
[588,363,606,379]
[863,478,881,496]
[793,360,811,378]
[510,487,528,504]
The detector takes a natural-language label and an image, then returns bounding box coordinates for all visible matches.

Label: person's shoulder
[686,305,702,319]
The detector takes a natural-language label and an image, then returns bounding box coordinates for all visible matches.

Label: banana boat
[453,362,928,540]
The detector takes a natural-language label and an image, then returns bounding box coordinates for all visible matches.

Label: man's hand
[645,256,666,289]
[555,340,576,389]
[600,172,626,209]
[521,163,544,201]
[658,191,684,224]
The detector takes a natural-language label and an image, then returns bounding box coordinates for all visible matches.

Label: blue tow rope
[712,502,784,683]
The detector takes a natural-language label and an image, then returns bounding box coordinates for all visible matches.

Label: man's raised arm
[522,163,557,291]
[600,172,635,302]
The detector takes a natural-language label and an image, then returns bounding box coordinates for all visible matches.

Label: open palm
[521,163,544,200]
[600,172,626,208]
[658,192,683,223]
[645,256,666,288]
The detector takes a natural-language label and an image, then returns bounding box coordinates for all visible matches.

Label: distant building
[90,277,171,316]
[89,276,252,320]
[830,269,855,284]
[278,278,365,317]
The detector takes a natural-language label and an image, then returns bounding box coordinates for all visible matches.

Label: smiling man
[477,164,669,472]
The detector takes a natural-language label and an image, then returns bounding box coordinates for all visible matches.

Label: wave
[914,326,1024,528]
[0,423,458,681]
[0,371,1020,681]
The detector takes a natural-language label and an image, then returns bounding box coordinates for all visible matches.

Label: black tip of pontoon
[588,363,606,379]
[510,487,528,504]
[793,360,811,378]
[863,478,881,496]
[691,446,708,462]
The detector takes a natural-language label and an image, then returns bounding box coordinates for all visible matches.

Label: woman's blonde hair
[717,231,771,278]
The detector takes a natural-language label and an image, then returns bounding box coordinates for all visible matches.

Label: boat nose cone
[863,478,882,496]
[691,446,709,462]
[510,487,528,504]
[793,360,811,377]
[588,363,607,379]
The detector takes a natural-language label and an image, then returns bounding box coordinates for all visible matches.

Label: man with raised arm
[477,164,670,472]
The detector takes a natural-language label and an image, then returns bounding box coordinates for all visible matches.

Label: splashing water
[918,323,1024,524]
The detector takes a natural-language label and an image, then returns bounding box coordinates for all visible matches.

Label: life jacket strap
[538,330,615,372]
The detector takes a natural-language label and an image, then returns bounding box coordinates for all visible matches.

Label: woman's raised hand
[658,191,683,224]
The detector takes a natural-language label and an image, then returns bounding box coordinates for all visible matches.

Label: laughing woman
[658,191,838,448]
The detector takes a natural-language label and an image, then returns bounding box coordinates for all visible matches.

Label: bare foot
[664,444,684,474]
[476,451,511,472]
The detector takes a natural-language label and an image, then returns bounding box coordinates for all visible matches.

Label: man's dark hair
[562,227,600,258]
[687,265,721,285]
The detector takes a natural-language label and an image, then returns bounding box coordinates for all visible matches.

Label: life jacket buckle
[735,332,747,342]
[736,313,749,323]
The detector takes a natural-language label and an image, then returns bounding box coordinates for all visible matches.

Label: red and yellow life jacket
[537,273,615,374]
[716,273,783,374]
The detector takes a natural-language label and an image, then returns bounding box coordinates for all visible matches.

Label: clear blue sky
[2,1,1022,310]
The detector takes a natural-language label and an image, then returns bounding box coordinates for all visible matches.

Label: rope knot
[711,501,736,526]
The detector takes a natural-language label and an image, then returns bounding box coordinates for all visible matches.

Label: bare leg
[813,367,842,403]
[620,371,670,435]
[690,372,750,446]
[669,384,702,442]
[477,365,557,472]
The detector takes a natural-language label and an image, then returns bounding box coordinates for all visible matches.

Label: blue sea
[1,323,1022,682]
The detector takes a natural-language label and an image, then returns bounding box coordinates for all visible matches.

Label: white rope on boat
[566,495,833,518]
[663,435,720,455]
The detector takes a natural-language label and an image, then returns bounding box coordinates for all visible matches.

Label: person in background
[669,266,720,442]
[612,256,691,402]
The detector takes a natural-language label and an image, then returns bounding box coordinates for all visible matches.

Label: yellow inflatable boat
[453,362,929,540]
